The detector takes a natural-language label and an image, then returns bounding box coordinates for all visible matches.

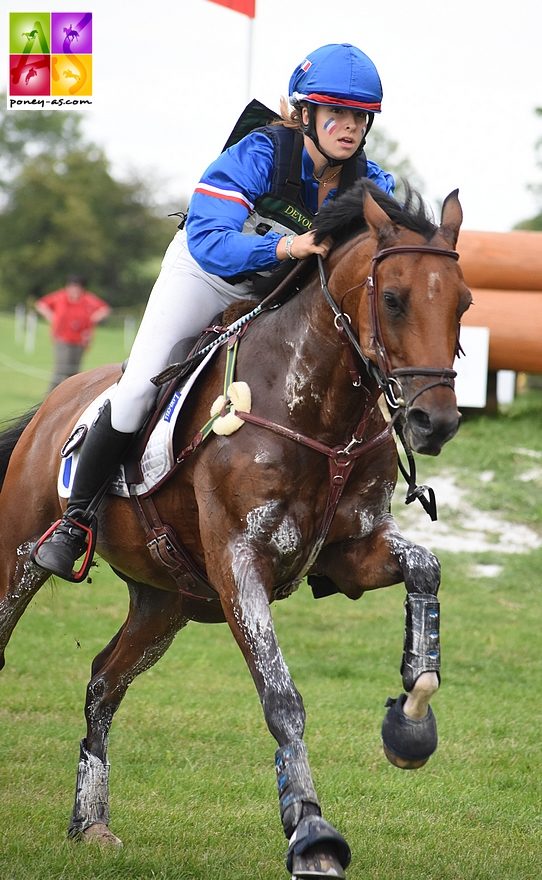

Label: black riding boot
[32,400,133,581]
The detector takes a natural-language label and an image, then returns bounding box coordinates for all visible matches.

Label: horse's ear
[438,189,463,248]
[363,190,399,247]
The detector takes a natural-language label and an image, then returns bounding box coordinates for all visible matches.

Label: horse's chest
[332,475,395,541]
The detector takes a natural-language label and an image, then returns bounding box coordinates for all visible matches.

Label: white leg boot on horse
[67,577,188,846]
[31,400,133,582]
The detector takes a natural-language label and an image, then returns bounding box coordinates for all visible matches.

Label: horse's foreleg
[216,555,351,879]
[314,515,441,770]
[69,578,187,846]
[378,523,441,769]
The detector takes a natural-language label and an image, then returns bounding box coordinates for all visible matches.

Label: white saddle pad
[57,350,215,499]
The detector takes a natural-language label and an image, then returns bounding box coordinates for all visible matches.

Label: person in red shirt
[34,275,111,390]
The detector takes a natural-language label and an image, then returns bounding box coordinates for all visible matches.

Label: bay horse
[0,181,471,879]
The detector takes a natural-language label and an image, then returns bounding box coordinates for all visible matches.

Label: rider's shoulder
[232,124,298,159]
[237,126,280,144]
[224,128,277,160]
[365,159,395,195]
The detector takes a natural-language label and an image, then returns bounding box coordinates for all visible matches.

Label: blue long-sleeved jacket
[186,130,395,278]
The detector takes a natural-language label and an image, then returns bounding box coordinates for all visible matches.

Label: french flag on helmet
[288,43,383,113]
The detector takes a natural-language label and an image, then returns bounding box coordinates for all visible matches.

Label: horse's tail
[0,406,40,489]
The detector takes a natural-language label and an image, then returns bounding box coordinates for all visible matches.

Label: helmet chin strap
[302,104,375,167]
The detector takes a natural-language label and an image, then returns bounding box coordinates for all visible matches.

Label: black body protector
[222,99,368,240]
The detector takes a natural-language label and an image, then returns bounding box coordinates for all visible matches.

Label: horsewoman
[32,42,395,579]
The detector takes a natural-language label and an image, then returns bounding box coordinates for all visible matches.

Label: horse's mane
[313,180,437,246]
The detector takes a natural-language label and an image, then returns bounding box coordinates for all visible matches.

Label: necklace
[313,165,342,188]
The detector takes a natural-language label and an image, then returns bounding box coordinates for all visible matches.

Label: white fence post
[24,310,38,353]
[14,304,26,343]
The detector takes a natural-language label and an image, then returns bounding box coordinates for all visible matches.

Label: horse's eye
[383,291,402,314]
[457,288,473,317]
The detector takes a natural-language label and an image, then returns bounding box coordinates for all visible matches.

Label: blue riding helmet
[288,43,383,165]
[289,43,383,114]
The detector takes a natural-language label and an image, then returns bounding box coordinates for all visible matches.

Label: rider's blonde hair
[274,96,303,129]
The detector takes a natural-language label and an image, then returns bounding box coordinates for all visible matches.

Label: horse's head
[360,188,472,454]
[325,184,472,456]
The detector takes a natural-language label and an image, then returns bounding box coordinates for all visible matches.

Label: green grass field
[1,311,541,879]
[0,310,131,420]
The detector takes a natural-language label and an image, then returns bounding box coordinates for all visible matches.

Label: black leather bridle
[317,244,460,412]
[317,244,461,521]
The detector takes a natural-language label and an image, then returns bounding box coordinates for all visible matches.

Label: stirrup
[31,514,97,583]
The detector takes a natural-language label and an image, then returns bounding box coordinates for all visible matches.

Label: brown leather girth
[131,493,219,603]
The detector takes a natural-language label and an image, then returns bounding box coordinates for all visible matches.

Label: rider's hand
[276,231,332,262]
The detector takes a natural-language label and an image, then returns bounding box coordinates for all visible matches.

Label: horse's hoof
[287,816,350,879]
[382,742,430,770]
[381,693,438,770]
[81,822,123,847]
[291,845,346,878]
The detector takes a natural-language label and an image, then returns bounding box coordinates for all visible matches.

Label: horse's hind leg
[69,575,188,846]
[0,546,50,672]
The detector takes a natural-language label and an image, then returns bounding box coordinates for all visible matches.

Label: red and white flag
[207,0,256,17]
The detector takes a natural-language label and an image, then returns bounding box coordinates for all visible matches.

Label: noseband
[318,244,460,413]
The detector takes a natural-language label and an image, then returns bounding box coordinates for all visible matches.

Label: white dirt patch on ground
[513,447,542,460]
[392,471,542,562]
[518,466,542,483]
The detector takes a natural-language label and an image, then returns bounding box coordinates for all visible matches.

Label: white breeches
[109,229,255,433]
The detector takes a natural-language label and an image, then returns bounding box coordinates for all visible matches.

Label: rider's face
[305,106,367,161]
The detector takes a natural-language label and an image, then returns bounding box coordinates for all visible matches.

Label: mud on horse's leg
[0,549,49,672]
[217,557,351,879]
[382,539,441,770]
[68,579,187,845]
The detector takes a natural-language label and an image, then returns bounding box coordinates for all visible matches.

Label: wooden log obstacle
[458,230,542,374]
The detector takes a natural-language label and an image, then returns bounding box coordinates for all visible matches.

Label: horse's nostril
[408,407,461,449]
[408,408,432,434]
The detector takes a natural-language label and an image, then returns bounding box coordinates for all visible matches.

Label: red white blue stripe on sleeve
[193,182,255,212]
